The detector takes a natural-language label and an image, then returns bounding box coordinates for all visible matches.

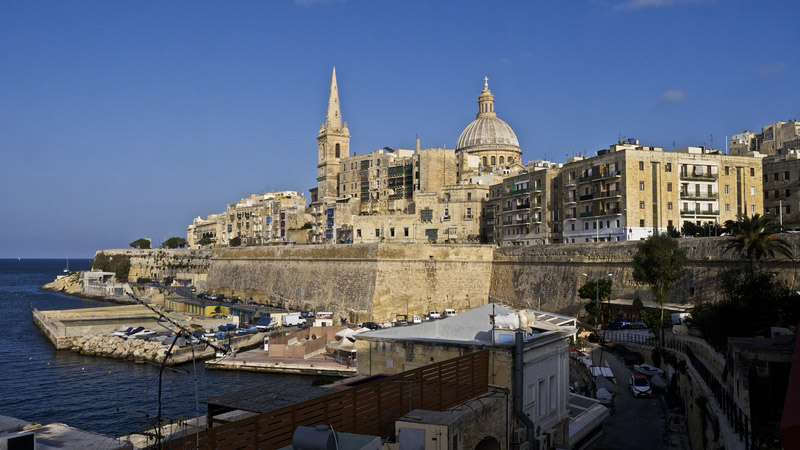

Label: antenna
[710,133,714,149]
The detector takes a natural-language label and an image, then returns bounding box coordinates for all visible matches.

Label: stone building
[487,139,764,245]
[762,151,800,229]
[309,69,515,244]
[730,120,800,156]
[186,191,308,248]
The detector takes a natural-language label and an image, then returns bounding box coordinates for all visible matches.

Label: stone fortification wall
[491,236,800,316]
[206,244,493,323]
[96,248,212,285]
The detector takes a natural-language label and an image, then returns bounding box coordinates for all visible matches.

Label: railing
[579,194,594,201]
[510,187,530,194]
[165,351,489,449]
[681,172,718,181]
[680,210,720,216]
[597,208,621,216]
[597,190,622,198]
[603,332,758,450]
[579,211,594,218]
[680,192,718,199]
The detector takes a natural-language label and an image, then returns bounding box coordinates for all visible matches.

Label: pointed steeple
[326,66,343,130]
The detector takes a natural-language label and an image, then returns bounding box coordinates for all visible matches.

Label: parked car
[606,318,630,330]
[429,311,441,319]
[282,313,305,327]
[360,322,381,330]
[629,318,647,329]
[444,309,456,317]
[412,315,422,324]
[630,374,652,397]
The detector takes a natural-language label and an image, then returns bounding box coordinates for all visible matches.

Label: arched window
[509,156,514,163]
[499,156,504,165]
[491,156,496,165]
[483,156,487,166]
[335,143,340,158]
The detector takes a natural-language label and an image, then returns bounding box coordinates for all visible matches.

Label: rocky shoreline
[67,335,168,362]
[41,272,84,295]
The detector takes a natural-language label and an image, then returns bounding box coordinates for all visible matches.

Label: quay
[0,414,129,449]
[205,348,356,376]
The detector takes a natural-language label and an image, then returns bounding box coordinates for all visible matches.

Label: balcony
[680,172,718,181]
[503,206,513,211]
[596,208,622,216]
[680,210,720,216]
[579,211,594,218]
[565,198,577,204]
[566,213,577,220]
[579,194,594,201]
[599,170,622,179]
[680,192,718,199]
[510,187,530,195]
[597,190,622,198]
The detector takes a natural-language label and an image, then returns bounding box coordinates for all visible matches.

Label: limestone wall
[491,236,800,316]
[206,244,494,323]
[96,248,212,285]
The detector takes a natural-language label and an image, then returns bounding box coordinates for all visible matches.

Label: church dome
[457,116,520,151]
[456,77,521,153]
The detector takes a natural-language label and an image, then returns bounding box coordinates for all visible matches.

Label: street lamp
[582,272,613,330]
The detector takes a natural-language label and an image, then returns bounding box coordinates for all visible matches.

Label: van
[282,313,305,327]
[444,309,456,317]
[429,311,441,319]
[412,315,422,324]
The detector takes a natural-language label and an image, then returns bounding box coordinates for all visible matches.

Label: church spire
[326,66,342,130]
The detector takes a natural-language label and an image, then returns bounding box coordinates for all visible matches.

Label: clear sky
[1,0,798,258]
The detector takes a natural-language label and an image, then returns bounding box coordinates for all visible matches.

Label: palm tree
[724,214,793,274]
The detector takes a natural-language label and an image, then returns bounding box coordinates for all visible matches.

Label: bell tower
[317,67,350,199]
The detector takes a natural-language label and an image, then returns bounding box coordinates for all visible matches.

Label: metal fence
[164,350,490,450]
[603,331,758,450]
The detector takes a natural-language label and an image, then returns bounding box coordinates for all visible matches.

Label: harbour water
[0,258,309,437]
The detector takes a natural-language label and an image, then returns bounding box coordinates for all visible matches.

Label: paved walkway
[205,348,356,376]
[589,348,667,450]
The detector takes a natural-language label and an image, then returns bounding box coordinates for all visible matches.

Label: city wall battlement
[96,237,800,321]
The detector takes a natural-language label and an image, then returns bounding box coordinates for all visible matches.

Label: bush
[129,238,151,249]
[92,253,131,280]
[229,236,241,247]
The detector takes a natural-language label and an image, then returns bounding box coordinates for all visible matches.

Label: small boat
[63,258,70,273]
[111,327,134,338]
[130,328,157,340]
[634,364,665,377]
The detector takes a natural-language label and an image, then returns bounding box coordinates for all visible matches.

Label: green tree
[129,238,151,249]
[162,237,187,249]
[632,233,688,343]
[666,225,681,238]
[198,236,212,246]
[229,236,241,247]
[92,253,131,280]
[724,214,792,275]
[578,279,613,324]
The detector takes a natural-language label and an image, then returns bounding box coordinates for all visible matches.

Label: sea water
[0,259,307,437]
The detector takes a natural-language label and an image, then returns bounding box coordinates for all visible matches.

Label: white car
[629,374,652,397]
[412,315,422,324]
[444,309,456,317]
[429,311,441,319]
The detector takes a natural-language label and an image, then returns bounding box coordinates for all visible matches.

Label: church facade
[309,68,523,244]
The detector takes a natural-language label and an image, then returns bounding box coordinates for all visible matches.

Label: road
[589,347,667,450]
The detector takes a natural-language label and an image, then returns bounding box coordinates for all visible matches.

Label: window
[467,192,472,200]
[725,204,730,212]
[571,223,575,231]
[616,219,620,227]
[725,166,730,175]
[665,163,672,172]
[639,161,644,170]
[584,223,589,230]
[640,219,645,227]
[750,168,755,176]
[483,156,487,166]
[725,185,730,194]
[668,220,673,227]
[499,156,504,165]
[335,143,340,158]
[404,227,409,237]
[751,205,756,212]
[639,181,645,191]
[774,173,779,182]
[375,229,380,237]
[787,205,792,214]
[750,186,756,196]
[357,229,362,238]
[786,171,791,180]
[667,182,673,192]
[390,228,395,237]
[787,189,791,198]
[491,156,496,165]
[668,202,673,210]
[640,201,645,209]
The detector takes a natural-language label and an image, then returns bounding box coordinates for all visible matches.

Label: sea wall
[95,248,212,286]
[491,236,800,316]
[206,244,494,323]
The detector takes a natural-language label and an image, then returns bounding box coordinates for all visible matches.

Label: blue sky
[1,0,798,258]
